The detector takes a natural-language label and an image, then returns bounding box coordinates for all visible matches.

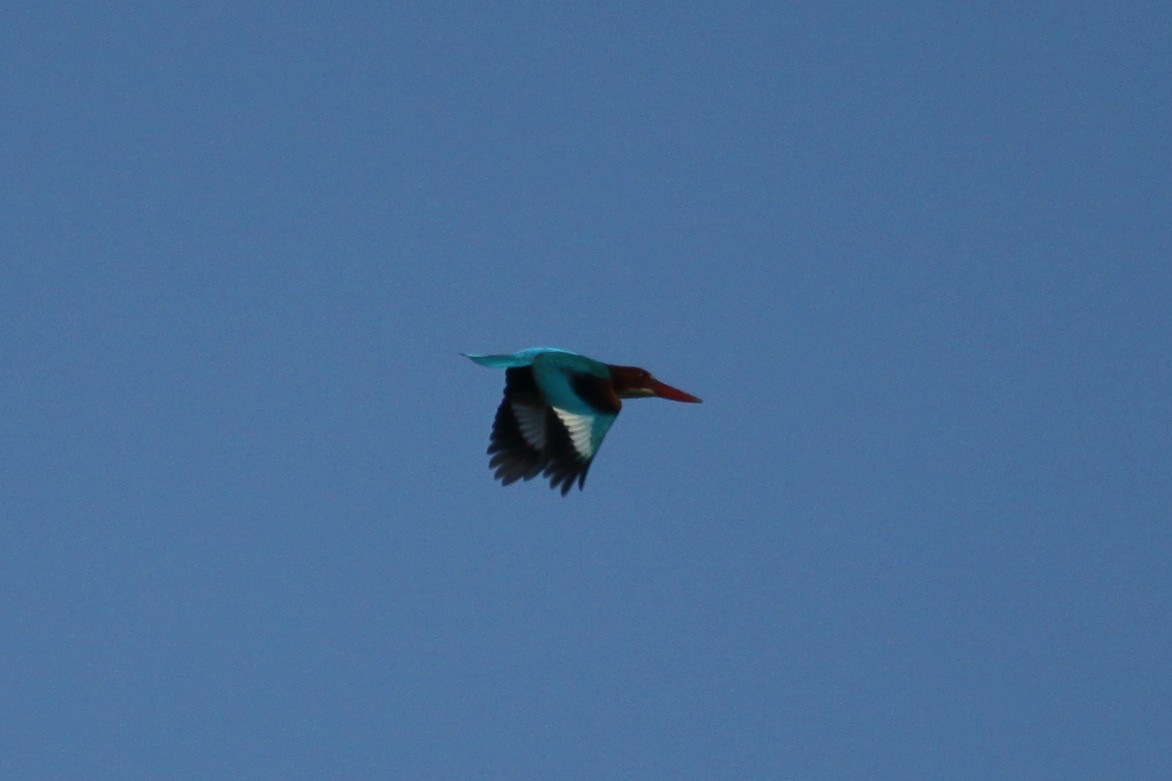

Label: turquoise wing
[464,347,576,369]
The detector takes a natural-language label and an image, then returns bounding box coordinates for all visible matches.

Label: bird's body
[466,347,701,495]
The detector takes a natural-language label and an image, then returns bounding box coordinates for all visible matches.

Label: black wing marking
[487,368,547,485]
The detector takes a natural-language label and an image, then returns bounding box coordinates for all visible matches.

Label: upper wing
[532,351,620,461]
[464,347,576,369]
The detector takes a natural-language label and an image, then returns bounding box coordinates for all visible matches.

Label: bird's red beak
[649,378,702,403]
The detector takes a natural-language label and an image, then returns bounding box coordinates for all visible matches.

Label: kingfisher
[466,347,702,495]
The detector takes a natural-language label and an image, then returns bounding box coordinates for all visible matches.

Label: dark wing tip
[550,463,590,496]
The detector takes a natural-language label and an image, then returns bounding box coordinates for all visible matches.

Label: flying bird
[465,347,702,495]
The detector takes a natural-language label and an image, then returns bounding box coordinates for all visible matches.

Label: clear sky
[3,3,1169,778]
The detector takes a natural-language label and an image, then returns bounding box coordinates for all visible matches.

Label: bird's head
[608,365,702,403]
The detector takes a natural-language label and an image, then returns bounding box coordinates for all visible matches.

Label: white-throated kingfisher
[466,347,702,495]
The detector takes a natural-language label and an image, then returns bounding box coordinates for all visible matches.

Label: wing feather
[487,368,548,485]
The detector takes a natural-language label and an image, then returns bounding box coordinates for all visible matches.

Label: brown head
[607,365,702,403]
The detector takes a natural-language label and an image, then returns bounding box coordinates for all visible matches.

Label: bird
[465,347,702,495]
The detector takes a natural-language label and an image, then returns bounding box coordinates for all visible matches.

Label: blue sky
[2,3,1169,778]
